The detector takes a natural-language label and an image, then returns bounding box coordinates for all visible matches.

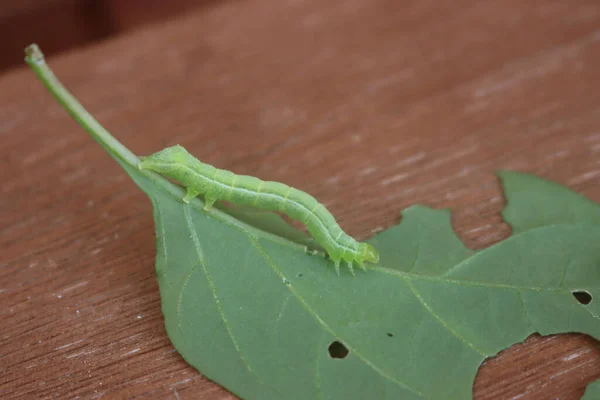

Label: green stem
[24,43,317,252]
[23,43,190,203]
[24,43,139,168]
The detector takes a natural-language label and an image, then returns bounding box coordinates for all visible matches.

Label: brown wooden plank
[0,0,66,19]
[0,0,226,73]
[104,0,225,32]
[0,0,113,73]
[1,0,600,398]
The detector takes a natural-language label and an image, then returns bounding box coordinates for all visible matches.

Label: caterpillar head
[359,243,379,265]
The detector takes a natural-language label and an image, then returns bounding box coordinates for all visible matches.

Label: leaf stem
[23,44,318,252]
[24,43,139,168]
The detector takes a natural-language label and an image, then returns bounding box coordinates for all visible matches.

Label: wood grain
[0,0,224,73]
[0,0,116,73]
[104,0,224,32]
[1,0,600,398]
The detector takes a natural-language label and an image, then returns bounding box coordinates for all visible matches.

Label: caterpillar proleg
[139,145,379,274]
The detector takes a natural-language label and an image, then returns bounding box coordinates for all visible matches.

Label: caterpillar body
[139,145,379,274]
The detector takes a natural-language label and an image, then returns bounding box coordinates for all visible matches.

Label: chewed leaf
[368,205,472,276]
[137,166,600,400]
[27,44,600,400]
[498,170,600,233]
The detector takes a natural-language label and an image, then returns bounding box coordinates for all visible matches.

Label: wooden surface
[0,0,219,72]
[2,0,600,398]
[0,0,115,73]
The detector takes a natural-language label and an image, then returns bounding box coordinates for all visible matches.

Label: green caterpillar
[139,145,379,274]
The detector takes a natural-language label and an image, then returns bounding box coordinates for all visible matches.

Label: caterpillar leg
[357,262,367,272]
[203,197,217,211]
[183,187,201,204]
[347,262,355,276]
[332,260,341,276]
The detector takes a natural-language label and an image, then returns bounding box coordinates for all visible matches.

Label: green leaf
[27,44,600,400]
[368,205,473,275]
[498,170,600,232]
[583,380,600,400]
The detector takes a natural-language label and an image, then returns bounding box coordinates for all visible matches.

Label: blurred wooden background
[0,0,221,72]
[1,0,600,399]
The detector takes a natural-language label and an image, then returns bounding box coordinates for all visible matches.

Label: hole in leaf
[328,341,349,359]
[572,290,592,305]
[387,333,394,337]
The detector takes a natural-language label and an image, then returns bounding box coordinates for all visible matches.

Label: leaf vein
[405,241,420,273]
[151,194,168,274]
[248,236,426,398]
[176,262,201,331]
[315,333,325,400]
[437,223,600,278]
[377,266,586,292]
[558,258,575,289]
[582,305,600,321]
[516,290,533,329]
[183,205,259,380]
[271,294,292,341]
[404,279,487,356]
